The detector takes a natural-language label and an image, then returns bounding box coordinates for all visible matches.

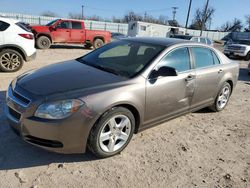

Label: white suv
[0,17,36,72]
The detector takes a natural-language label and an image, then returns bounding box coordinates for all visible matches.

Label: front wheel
[36,36,51,49]
[244,51,250,61]
[209,82,231,112]
[88,107,135,158]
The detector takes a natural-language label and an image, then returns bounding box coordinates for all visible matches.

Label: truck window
[71,22,82,30]
[57,21,71,29]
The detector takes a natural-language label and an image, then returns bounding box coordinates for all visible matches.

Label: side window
[71,22,82,29]
[157,48,191,72]
[200,37,206,44]
[0,21,10,31]
[191,37,199,42]
[206,38,212,45]
[212,51,220,65]
[192,47,214,68]
[57,21,71,29]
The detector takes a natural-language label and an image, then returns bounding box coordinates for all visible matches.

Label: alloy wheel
[0,52,21,71]
[99,115,132,153]
[217,85,230,109]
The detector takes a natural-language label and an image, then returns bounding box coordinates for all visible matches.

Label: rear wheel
[36,36,51,49]
[0,49,24,72]
[93,38,104,49]
[88,107,135,158]
[209,82,231,112]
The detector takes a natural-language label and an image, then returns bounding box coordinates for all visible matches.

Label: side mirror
[49,26,57,31]
[149,66,178,79]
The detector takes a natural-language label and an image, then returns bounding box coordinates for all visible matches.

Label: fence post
[39,17,41,25]
[104,21,107,31]
[118,24,120,33]
[90,22,92,30]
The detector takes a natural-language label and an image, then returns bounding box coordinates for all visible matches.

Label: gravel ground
[0,45,249,188]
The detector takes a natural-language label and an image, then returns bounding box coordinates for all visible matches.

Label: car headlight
[35,99,84,120]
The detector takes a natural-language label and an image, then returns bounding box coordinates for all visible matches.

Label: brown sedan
[5,37,239,158]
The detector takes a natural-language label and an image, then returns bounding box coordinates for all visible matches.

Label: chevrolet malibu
[5,37,239,158]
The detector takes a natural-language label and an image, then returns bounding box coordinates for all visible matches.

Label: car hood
[16,60,127,96]
[31,25,50,32]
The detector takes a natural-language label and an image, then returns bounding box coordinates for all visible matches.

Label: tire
[84,43,92,49]
[244,51,250,61]
[36,36,51,49]
[209,82,231,112]
[88,107,135,158]
[93,38,104,49]
[0,49,24,72]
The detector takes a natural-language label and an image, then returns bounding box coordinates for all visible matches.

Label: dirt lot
[0,46,250,188]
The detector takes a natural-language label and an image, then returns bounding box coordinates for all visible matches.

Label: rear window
[0,21,10,31]
[71,22,82,29]
[16,22,31,32]
[192,47,214,68]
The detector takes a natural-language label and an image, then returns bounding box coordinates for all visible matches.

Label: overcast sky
[0,0,249,29]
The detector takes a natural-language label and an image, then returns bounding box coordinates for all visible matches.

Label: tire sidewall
[89,107,135,158]
[0,49,24,72]
[215,82,231,111]
[37,36,51,49]
[93,39,104,49]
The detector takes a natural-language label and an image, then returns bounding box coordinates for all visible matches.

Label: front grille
[227,46,242,50]
[24,135,64,148]
[12,90,31,106]
[8,107,21,121]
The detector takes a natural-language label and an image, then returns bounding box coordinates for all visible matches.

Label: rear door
[51,21,71,43]
[145,47,196,124]
[190,47,222,108]
[70,21,85,43]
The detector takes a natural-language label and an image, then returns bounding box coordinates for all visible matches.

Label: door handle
[218,69,223,74]
[185,74,196,82]
[66,30,70,32]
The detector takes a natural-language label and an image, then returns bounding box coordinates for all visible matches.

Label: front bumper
[224,50,247,57]
[5,86,95,154]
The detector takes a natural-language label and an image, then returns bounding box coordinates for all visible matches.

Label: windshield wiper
[91,64,121,76]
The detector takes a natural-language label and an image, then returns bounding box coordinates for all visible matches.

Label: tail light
[18,34,34,40]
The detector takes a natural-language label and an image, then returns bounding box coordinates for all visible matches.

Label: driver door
[144,47,196,125]
[51,21,71,43]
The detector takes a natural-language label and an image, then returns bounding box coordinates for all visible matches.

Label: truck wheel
[93,38,104,49]
[244,52,250,61]
[36,36,51,49]
[0,49,24,72]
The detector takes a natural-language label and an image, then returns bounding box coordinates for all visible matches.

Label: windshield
[77,40,165,78]
[46,19,59,26]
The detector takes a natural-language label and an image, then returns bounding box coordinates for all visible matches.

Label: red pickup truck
[31,19,111,49]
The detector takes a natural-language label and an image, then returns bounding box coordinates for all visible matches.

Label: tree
[40,11,57,17]
[189,4,215,30]
[220,18,243,32]
[245,14,250,32]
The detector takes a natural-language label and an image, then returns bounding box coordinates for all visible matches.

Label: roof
[0,17,19,24]
[124,37,191,47]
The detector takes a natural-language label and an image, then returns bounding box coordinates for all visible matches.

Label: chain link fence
[0,12,128,34]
